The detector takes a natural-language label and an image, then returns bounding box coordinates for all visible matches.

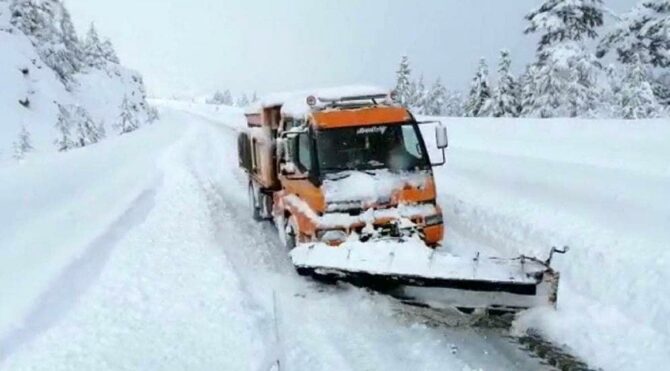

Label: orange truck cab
[238,89,449,250]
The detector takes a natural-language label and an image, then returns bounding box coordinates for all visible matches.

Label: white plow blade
[290,237,559,311]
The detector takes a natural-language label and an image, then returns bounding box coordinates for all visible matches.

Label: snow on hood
[322,169,430,206]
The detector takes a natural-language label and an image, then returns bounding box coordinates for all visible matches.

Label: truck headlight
[424,213,443,226]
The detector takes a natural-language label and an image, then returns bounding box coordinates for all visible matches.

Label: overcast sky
[65,0,637,97]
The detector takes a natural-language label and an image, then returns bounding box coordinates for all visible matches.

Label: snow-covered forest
[393,0,670,119]
[0,0,157,162]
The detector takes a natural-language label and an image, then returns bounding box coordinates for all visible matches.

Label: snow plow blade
[290,238,564,312]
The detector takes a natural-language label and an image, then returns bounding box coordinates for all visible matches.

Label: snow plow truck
[238,86,563,313]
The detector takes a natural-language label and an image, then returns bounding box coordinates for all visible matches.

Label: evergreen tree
[10,0,83,82]
[464,58,493,117]
[54,103,75,151]
[116,96,139,134]
[615,54,662,119]
[423,78,447,115]
[222,89,233,105]
[522,0,605,117]
[492,50,521,117]
[13,125,33,160]
[236,93,250,107]
[74,106,105,147]
[409,74,427,112]
[207,90,226,105]
[444,90,465,117]
[251,91,259,103]
[82,23,118,67]
[598,1,670,68]
[395,55,412,106]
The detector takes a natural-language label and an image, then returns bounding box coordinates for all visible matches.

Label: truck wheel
[248,183,262,221]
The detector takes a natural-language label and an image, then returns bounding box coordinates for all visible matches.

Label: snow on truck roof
[247,85,394,118]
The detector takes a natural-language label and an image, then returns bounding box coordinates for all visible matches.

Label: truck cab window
[297,134,312,172]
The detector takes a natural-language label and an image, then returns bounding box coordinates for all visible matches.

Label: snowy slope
[0,0,154,162]
[0,105,546,371]
[422,117,670,371]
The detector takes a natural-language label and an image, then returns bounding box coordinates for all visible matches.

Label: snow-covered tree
[251,91,259,103]
[73,106,105,147]
[116,96,139,134]
[236,93,250,107]
[207,90,233,105]
[395,55,413,106]
[598,1,670,68]
[615,54,662,119]
[54,103,75,151]
[492,50,521,117]
[147,106,160,123]
[82,23,119,67]
[522,0,605,117]
[444,90,465,117]
[422,78,447,115]
[10,0,83,82]
[525,0,604,55]
[464,58,493,117]
[13,125,33,160]
[408,74,427,112]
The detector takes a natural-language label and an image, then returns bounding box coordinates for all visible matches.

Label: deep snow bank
[428,117,670,370]
[0,121,184,341]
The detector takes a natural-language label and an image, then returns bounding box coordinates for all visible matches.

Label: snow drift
[424,116,670,370]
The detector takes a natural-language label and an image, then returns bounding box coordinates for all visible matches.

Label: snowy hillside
[0,0,155,162]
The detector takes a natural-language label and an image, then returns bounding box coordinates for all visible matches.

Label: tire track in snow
[0,177,161,363]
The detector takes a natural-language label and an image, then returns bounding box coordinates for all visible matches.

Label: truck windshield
[316,123,430,173]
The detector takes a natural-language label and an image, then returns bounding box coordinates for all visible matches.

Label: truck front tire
[248,182,262,221]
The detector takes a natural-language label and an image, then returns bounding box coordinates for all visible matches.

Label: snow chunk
[323,169,431,205]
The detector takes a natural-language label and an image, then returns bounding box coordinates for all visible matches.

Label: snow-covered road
[0,106,547,370]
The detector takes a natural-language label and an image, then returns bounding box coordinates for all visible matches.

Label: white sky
[64,0,637,97]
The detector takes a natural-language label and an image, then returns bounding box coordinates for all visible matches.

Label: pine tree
[73,106,105,147]
[492,50,521,117]
[251,91,259,103]
[615,54,662,119]
[236,93,250,107]
[10,0,83,82]
[464,58,493,117]
[409,75,427,112]
[207,90,225,105]
[116,96,139,134]
[598,1,670,68]
[54,103,75,151]
[522,0,605,117]
[445,90,465,117]
[423,78,447,115]
[222,89,233,105]
[395,56,412,106]
[13,125,33,160]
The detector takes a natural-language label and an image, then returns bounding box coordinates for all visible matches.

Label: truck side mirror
[435,124,448,149]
